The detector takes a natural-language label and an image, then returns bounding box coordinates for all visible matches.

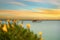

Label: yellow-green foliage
[0,23,40,40]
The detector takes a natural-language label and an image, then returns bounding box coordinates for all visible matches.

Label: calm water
[18,21,60,40]
[2,21,60,40]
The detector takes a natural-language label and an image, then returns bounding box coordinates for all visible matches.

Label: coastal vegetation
[0,20,43,40]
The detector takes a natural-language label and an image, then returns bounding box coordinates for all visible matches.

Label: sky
[0,0,60,10]
[0,0,60,20]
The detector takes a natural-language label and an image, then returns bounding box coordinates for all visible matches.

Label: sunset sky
[0,0,60,10]
[0,0,60,20]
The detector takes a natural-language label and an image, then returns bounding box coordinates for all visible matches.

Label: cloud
[0,10,60,20]
[0,0,27,6]
[9,2,27,6]
[25,0,60,4]
[32,8,60,14]
[25,0,60,8]
[25,0,44,2]
[0,0,14,3]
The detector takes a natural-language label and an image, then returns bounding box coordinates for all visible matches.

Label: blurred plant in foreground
[0,21,43,40]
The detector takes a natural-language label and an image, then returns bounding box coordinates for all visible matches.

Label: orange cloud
[0,10,60,20]
[33,8,60,14]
